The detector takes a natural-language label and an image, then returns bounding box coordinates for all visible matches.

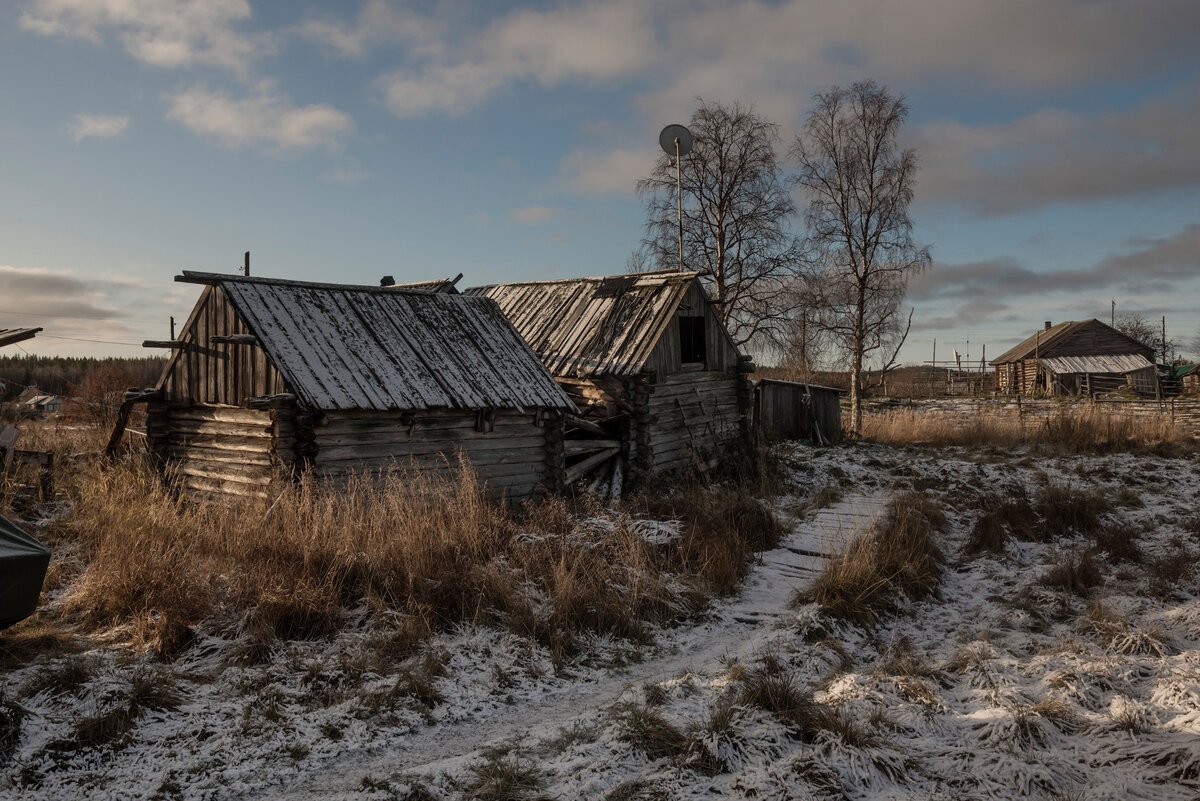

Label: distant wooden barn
[752,379,844,444]
[145,272,574,500]
[989,319,1157,396]
[467,271,754,485]
[1179,364,1200,395]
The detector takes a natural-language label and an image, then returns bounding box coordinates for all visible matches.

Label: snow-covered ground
[3,443,1198,800]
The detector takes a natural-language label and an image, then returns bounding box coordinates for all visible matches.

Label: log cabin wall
[644,371,744,472]
[162,285,287,405]
[161,403,276,499]
[310,409,556,500]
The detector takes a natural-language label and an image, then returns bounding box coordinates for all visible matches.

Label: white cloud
[369,0,1200,121]
[509,206,559,224]
[20,0,263,74]
[298,0,444,61]
[166,83,353,152]
[377,0,655,118]
[563,147,654,196]
[70,112,129,142]
[910,80,1200,214]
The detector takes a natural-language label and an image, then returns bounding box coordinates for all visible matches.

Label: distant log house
[989,319,1157,396]
[467,271,754,487]
[144,272,575,500]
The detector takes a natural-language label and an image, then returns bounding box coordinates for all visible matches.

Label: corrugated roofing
[179,272,573,413]
[1040,354,1155,375]
[0,328,42,348]
[466,271,703,377]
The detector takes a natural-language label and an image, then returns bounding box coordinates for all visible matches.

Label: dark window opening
[679,316,707,364]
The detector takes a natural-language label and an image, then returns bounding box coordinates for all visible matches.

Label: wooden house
[144,272,575,500]
[752,379,844,444]
[989,319,1157,396]
[467,271,754,486]
[1179,365,1200,395]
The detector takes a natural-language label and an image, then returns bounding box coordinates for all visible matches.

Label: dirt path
[281,493,889,797]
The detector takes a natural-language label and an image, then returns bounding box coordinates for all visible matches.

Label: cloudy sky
[2,0,1199,364]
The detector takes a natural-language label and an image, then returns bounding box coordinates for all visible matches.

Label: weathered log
[564,447,619,484]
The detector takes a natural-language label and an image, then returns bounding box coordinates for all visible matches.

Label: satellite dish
[659,124,693,157]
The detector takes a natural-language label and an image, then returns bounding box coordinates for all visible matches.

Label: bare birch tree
[636,100,799,348]
[792,81,930,436]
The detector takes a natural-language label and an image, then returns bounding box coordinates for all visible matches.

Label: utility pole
[169,316,175,340]
[1111,299,1115,327]
[1162,315,1168,365]
[244,251,250,276]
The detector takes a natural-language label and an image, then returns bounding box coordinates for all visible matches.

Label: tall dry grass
[861,407,1195,453]
[33,452,780,662]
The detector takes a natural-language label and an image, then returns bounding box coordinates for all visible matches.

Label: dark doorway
[679,316,706,364]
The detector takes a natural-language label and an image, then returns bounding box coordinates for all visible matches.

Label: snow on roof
[465,271,706,377]
[178,272,574,413]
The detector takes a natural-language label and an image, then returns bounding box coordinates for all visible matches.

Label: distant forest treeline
[0,355,166,399]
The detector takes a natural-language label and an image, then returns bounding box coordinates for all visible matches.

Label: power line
[39,334,146,347]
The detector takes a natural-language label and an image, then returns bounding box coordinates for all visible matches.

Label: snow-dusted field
[3,443,1198,800]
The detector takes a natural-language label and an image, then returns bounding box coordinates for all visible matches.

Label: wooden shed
[145,272,575,500]
[752,379,844,444]
[989,319,1157,396]
[467,271,754,486]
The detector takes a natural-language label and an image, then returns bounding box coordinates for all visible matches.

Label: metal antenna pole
[675,138,683,272]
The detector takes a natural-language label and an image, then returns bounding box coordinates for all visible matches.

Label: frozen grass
[861,406,1196,454]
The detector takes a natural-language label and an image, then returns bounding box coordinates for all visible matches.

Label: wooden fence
[859,396,1200,436]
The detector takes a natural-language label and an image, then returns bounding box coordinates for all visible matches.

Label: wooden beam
[210,334,258,345]
[564,438,620,455]
[563,414,612,437]
[143,340,186,349]
[564,447,618,484]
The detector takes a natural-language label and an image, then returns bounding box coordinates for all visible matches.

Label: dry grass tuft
[797,493,945,625]
[862,407,1195,454]
[20,655,93,699]
[0,691,24,765]
[613,702,690,762]
[1042,549,1102,596]
[462,751,548,801]
[1034,485,1110,539]
[964,489,1039,554]
[736,655,834,741]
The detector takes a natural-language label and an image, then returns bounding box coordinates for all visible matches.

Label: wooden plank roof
[176,272,574,412]
[1040,354,1154,375]
[0,328,42,348]
[989,319,1152,365]
[465,271,705,377]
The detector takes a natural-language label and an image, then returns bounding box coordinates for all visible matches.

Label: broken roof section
[467,270,716,377]
[0,328,42,349]
[174,272,573,413]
